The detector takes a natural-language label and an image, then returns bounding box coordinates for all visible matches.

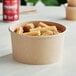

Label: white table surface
[0,6,76,76]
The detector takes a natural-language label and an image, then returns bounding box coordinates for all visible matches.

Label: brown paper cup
[9,21,66,65]
[66,6,76,20]
[67,0,76,6]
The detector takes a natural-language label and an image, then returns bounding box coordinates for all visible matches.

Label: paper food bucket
[9,21,66,65]
[66,6,76,20]
[67,0,76,6]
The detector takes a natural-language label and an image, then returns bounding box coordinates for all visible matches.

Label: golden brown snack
[30,27,41,32]
[42,31,53,36]
[38,22,49,27]
[14,22,60,36]
[47,26,58,31]
[22,30,41,36]
[46,26,59,34]
[15,27,23,34]
[23,23,34,32]
[39,27,48,33]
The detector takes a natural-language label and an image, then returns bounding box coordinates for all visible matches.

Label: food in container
[9,21,66,65]
[15,22,60,36]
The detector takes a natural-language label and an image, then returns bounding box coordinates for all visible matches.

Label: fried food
[15,27,23,34]
[23,23,34,32]
[14,22,60,36]
[22,31,41,36]
[38,22,49,27]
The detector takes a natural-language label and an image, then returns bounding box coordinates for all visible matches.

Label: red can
[3,0,19,21]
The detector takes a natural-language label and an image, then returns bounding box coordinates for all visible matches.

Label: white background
[0,4,76,76]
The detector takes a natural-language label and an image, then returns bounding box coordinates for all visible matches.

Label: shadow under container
[9,21,66,65]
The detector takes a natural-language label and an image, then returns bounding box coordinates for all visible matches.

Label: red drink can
[3,0,19,21]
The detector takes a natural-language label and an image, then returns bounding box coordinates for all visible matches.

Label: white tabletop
[0,6,76,76]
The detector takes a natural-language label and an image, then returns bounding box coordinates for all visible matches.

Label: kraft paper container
[9,21,66,65]
[67,0,76,6]
[66,6,76,20]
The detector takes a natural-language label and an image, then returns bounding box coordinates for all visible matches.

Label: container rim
[9,20,67,38]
